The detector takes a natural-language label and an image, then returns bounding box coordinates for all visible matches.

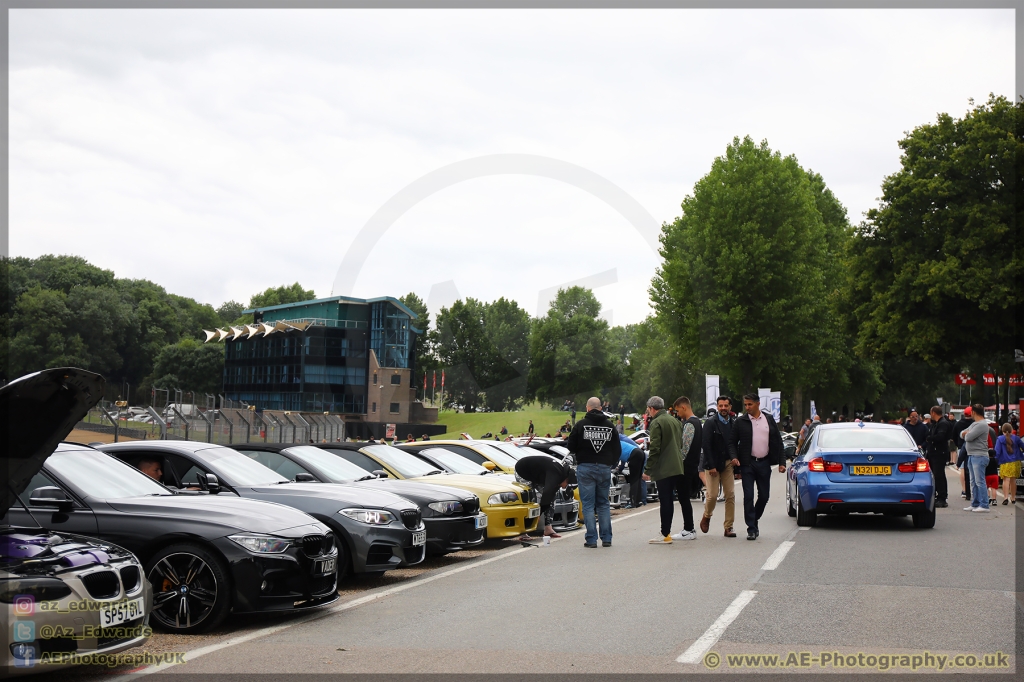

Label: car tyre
[795,489,816,527]
[145,542,232,634]
[786,484,797,518]
[912,507,936,529]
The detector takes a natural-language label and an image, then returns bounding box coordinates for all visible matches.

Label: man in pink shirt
[728,393,785,540]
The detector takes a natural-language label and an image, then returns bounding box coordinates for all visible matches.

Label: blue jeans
[577,463,612,544]
[968,456,988,509]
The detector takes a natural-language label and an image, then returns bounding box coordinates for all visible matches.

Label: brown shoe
[699,515,710,534]
[724,528,736,538]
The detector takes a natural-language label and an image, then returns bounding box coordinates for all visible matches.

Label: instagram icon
[13,595,34,616]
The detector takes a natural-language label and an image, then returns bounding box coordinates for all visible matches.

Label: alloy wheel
[147,552,219,630]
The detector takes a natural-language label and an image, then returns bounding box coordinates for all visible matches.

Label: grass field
[434,404,638,439]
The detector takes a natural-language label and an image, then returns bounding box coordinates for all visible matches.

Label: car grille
[98,618,143,649]
[462,497,480,515]
[400,509,421,530]
[81,570,120,599]
[520,489,537,503]
[309,573,337,597]
[301,534,333,558]
[366,544,394,565]
[119,565,141,593]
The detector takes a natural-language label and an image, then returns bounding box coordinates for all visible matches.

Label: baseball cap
[963,406,972,416]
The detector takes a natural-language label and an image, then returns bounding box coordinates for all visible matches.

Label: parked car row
[2,368,547,675]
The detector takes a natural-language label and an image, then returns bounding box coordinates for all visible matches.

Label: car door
[2,469,99,535]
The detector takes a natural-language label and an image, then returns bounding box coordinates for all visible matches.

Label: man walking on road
[700,395,738,537]
[566,397,621,547]
[925,405,953,507]
[642,396,692,544]
[729,393,785,540]
[674,396,703,507]
[962,403,992,512]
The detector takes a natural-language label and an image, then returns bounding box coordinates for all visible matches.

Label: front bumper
[551,498,580,530]
[2,561,153,674]
[423,514,487,555]
[328,518,426,574]
[217,529,340,614]
[482,503,541,538]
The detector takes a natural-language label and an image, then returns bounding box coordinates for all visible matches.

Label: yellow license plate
[851,465,890,476]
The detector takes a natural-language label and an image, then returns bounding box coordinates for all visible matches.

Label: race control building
[207,296,442,438]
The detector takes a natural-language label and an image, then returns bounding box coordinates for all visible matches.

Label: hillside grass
[434,404,636,439]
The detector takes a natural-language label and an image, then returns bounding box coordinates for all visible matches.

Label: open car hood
[0,368,104,517]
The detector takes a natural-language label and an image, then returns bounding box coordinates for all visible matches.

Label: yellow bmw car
[318,442,541,539]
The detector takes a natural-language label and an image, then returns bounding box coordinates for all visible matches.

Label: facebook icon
[11,643,36,668]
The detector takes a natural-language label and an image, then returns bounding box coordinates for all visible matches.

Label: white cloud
[9,8,1014,324]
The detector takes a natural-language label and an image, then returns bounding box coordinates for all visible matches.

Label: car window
[160,453,208,489]
[114,452,179,488]
[236,450,310,480]
[328,449,383,474]
[817,428,917,449]
[362,445,442,477]
[18,471,62,507]
[47,450,172,499]
[281,446,371,482]
[191,446,289,485]
[416,448,488,474]
[441,445,488,466]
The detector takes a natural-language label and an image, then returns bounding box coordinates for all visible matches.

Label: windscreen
[468,443,519,468]
[816,428,917,450]
[363,445,443,477]
[48,449,172,499]
[419,448,489,474]
[195,446,288,485]
[493,444,545,460]
[284,446,375,482]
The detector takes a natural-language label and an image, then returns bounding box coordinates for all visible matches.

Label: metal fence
[76,406,346,445]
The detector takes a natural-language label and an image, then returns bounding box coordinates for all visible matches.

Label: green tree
[249,283,315,309]
[216,300,245,324]
[431,298,489,411]
[399,292,437,396]
[849,95,1023,384]
[149,338,225,396]
[650,136,848,404]
[528,286,619,407]
[481,298,531,412]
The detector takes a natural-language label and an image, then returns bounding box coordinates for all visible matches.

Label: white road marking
[760,540,795,570]
[118,506,657,677]
[676,590,758,664]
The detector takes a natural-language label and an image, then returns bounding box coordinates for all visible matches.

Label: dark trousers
[927,453,948,501]
[740,459,772,533]
[656,474,694,536]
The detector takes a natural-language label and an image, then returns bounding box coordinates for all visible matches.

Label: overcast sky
[9,8,1014,327]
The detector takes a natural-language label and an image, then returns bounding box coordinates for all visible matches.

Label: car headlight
[487,492,520,505]
[427,501,464,515]
[339,508,396,525]
[228,535,291,554]
[0,578,72,603]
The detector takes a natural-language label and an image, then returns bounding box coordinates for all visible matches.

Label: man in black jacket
[566,397,621,548]
[925,406,953,507]
[700,395,738,537]
[728,393,785,541]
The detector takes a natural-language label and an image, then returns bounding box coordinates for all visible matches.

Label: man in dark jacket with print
[566,396,621,548]
[728,393,785,541]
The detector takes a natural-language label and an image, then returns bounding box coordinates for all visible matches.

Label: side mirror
[295,473,316,482]
[481,461,497,471]
[372,470,390,479]
[196,472,221,494]
[29,487,73,512]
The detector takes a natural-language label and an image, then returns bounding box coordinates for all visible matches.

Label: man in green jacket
[642,396,693,544]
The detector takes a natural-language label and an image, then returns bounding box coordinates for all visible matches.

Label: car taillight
[808,458,842,473]
[898,458,930,473]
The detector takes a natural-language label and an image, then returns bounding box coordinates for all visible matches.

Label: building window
[389,402,400,414]
[390,374,401,385]
[373,373,377,385]
[372,402,377,413]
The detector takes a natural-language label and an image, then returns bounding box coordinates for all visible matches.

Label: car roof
[100,440,225,454]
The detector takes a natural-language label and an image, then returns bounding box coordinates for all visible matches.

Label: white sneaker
[972,507,990,513]
[717,494,725,502]
[963,506,976,511]
[671,530,697,541]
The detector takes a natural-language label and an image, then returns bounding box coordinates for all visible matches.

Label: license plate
[100,597,145,627]
[314,557,336,575]
[527,507,540,518]
[474,514,488,529]
[851,465,891,476]
[412,530,426,546]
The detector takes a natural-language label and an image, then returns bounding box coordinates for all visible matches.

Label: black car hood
[245,482,417,511]
[353,479,478,505]
[1,368,104,517]
[105,494,325,536]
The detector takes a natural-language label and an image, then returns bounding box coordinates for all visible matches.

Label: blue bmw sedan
[785,422,936,528]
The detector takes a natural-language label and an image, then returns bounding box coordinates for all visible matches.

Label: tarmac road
[37,467,1022,677]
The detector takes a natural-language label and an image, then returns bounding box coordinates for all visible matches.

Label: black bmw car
[99,441,426,580]
[225,444,487,556]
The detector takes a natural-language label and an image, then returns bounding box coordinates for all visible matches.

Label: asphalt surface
[35,467,1022,677]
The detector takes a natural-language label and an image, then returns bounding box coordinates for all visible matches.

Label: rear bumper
[799,472,934,513]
